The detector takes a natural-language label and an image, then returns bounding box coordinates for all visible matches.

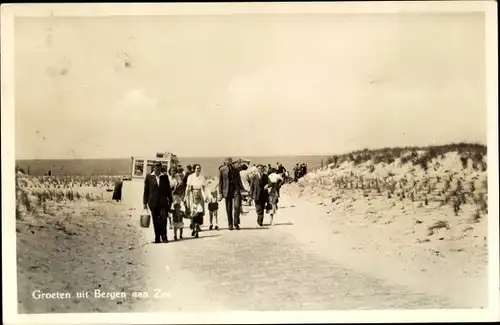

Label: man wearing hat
[218,157,244,230]
[250,164,269,226]
[143,162,173,243]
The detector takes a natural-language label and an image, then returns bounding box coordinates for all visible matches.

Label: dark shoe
[235,224,240,230]
[174,236,178,241]
[215,225,219,230]
[195,231,199,238]
[209,225,213,230]
[191,230,196,237]
[229,225,234,230]
[154,238,161,244]
[162,238,169,243]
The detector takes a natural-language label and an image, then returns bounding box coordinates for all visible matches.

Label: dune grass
[303,143,488,220]
[15,173,115,221]
[15,173,123,189]
[326,142,487,171]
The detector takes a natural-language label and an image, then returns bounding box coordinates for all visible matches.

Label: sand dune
[282,147,488,307]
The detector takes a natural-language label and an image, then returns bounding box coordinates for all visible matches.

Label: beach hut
[121,152,180,206]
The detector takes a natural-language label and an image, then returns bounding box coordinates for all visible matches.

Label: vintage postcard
[2,1,499,324]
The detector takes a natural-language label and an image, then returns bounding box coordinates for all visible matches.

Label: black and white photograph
[2,2,499,324]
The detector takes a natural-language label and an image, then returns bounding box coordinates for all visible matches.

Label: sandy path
[271,195,487,309]
[17,186,484,313]
[131,195,476,311]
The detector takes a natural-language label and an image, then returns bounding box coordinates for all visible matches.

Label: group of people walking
[293,162,308,182]
[143,162,211,243]
[142,158,285,244]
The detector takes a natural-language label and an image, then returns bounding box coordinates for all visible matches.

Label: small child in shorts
[208,190,219,230]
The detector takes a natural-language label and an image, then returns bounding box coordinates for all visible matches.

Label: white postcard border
[2,2,499,324]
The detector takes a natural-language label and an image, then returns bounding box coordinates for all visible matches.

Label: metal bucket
[140,209,151,228]
[241,205,250,215]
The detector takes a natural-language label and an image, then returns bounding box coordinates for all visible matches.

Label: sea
[16,155,331,178]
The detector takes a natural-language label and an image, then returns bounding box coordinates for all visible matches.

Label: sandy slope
[16,194,152,313]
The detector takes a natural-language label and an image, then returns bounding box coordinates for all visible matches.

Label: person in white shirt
[239,164,253,207]
[265,168,283,225]
[239,164,251,192]
[185,164,208,238]
[267,170,283,185]
[249,165,258,176]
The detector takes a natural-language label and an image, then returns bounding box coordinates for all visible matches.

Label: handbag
[140,208,151,228]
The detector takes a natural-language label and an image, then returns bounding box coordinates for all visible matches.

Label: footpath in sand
[17,183,487,313]
[135,194,485,312]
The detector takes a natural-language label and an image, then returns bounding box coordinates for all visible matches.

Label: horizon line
[15,153,332,161]
[14,141,488,161]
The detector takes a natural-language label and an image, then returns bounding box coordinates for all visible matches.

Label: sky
[14,13,487,159]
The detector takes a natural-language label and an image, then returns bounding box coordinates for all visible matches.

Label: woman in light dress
[265,168,283,225]
[185,164,208,238]
[239,164,253,206]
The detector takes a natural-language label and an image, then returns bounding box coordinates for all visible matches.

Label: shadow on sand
[207,226,270,231]
[277,205,296,209]
[267,222,294,226]
[150,233,222,244]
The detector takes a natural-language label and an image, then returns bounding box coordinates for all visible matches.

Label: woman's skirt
[172,212,184,229]
[171,195,185,228]
[268,184,279,201]
[267,185,279,214]
[190,189,205,225]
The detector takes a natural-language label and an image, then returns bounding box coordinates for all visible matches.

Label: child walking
[208,189,219,230]
[171,200,184,240]
[185,164,207,238]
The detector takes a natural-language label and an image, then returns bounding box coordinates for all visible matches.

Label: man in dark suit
[218,157,244,230]
[143,162,173,243]
[250,164,269,226]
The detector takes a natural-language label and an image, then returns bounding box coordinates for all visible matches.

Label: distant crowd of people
[140,159,302,244]
[293,163,308,182]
